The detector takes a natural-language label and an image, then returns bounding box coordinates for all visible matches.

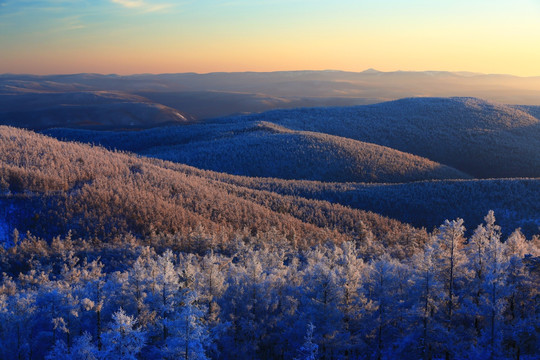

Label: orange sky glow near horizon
[1,0,540,77]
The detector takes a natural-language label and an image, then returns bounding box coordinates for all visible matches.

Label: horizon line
[2,69,540,78]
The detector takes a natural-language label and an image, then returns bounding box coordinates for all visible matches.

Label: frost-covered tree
[365,253,408,360]
[4,291,38,360]
[464,216,491,338]
[126,247,158,331]
[300,245,344,359]
[295,322,318,360]
[195,251,227,324]
[504,228,537,259]
[407,241,444,360]
[218,253,268,359]
[151,249,180,341]
[164,291,209,360]
[46,333,98,360]
[334,241,369,355]
[101,308,145,360]
[71,333,99,360]
[46,339,70,360]
[80,259,106,350]
[478,212,507,357]
[431,218,467,359]
[502,253,539,359]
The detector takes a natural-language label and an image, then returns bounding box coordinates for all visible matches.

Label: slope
[141,121,470,183]
[197,173,540,237]
[0,126,422,252]
[45,120,470,183]
[237,97,540,178]
[0,91,194,130]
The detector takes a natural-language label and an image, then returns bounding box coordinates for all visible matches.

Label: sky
[1,0,540,76]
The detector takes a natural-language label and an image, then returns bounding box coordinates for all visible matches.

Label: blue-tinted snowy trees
[101,308,146,360]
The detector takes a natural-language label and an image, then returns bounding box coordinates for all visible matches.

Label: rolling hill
[139,121,470,183]
[236,97,540,178]
[0,91,194,130]
[0,125,422,254]
[45,119,470,183]
[45,97,540,180]
[2,71,540,121]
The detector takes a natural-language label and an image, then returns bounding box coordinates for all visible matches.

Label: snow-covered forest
[1,98,539,359]
[1,212,538,359]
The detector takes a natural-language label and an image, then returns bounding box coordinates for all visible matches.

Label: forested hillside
[139,121,469,183]
[0,126,422,254]
[45,120,471,184]
[194,173,540,236]
[40,97,540,235]
[45,97,540,180]
[242,97,540,178]
[1,96,539,360]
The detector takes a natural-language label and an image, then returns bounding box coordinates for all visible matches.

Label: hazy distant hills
[2,70,540,121]
[0,125,421,251]
[0,91,193,130]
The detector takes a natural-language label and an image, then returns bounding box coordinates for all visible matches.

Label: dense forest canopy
[0,212,538,359]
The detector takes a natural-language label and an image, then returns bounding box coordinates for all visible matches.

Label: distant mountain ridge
[2,70,540,123]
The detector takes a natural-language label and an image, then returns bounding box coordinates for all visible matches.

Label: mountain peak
[362,68,381,74]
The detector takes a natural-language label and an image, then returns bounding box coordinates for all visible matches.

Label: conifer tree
[101,308,146,360]
[295,322,318,360]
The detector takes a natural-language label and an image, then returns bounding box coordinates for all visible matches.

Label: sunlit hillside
[0,125,421,253]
